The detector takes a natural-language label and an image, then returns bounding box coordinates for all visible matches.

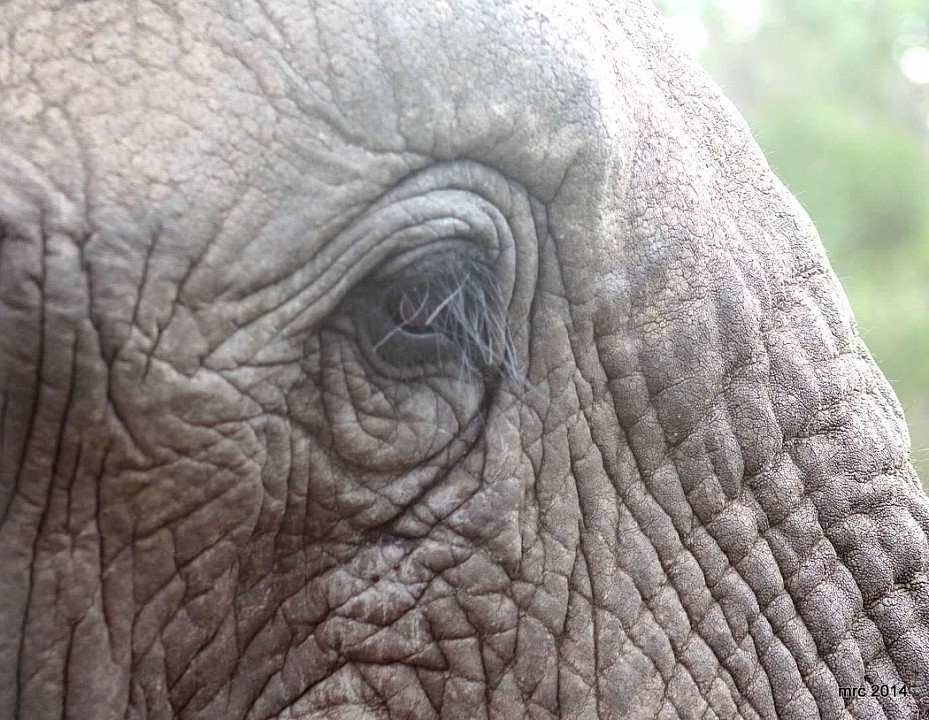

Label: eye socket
[352,253,517,380]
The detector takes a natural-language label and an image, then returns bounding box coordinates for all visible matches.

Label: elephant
[2,0,928,717]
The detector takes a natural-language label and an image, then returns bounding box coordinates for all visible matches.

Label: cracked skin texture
[1,0,928,718]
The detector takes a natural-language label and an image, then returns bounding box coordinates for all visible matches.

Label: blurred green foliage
[657,0,929,486]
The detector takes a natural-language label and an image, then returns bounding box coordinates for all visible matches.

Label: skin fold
[1,0,928,718]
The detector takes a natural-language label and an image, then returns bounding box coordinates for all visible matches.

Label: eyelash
[372,257,519,380]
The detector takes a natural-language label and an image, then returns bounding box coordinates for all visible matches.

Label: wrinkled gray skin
[2,1,929,718]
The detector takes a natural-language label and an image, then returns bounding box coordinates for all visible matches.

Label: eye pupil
[394,287,449,335]
[364,256,517,380]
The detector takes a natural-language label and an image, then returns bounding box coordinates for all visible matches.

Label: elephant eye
[355,254,518,379]
[390,284,455,337]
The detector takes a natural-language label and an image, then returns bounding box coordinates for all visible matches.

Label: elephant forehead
[0,0,642,317]
[0,0,734,243]
[0,0,733,291]
[0,0,621,193]
[310,0,614,192]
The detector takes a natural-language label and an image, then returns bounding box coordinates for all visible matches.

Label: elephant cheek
[0,184,130,715]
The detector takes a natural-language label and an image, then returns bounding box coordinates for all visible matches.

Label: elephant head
[1,0,927,718]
